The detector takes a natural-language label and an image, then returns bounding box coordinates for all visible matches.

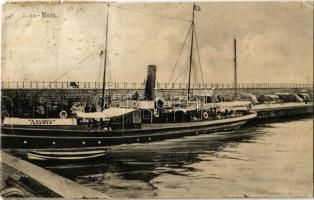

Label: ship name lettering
[30,119,53,125]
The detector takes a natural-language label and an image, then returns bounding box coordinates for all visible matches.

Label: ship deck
[1,113,257,134]
[140,113,256,130]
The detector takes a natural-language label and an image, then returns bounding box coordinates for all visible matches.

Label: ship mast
[233,38,237,100]
[101,3,110,111]
[187,2,195,99]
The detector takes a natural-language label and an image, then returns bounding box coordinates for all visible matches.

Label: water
[59,117,313,198]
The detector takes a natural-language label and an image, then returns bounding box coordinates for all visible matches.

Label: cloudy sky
[1,1,313,84]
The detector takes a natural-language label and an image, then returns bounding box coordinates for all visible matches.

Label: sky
[1,1,313,84]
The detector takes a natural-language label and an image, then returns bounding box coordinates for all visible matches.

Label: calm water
[55,117,313,198]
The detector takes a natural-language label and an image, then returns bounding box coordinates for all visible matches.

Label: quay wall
[252,103,313,119]
[1,87,313,104]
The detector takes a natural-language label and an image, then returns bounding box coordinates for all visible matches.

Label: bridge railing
[1,81,313,90]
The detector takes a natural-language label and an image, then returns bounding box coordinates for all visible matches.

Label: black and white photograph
[0,1,313,198]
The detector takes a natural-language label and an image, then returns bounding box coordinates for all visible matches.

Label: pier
[253,102,313,119]
[1,151,109,198]
[1,81,313,103]
[1,81,313,120]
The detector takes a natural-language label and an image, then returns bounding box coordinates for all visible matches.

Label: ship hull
[1,113,256,149]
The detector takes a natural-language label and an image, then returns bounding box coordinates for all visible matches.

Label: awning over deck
[104,107,136,117]
[75,107,136,119]
[138,101,154,109]
[216,101,251,107]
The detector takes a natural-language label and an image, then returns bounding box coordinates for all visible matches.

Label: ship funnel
[144,65,157,100]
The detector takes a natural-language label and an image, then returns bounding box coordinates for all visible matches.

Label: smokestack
[144,65,157,100]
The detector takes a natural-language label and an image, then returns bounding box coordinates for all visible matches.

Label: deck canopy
[216,101,251,107]
[104,107,136,117]
[75,108,136,119]
[138,101,155,110]
[215,101,251,111]
[75,111,110,119]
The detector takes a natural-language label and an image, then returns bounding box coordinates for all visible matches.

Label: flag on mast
[194,4,201,11]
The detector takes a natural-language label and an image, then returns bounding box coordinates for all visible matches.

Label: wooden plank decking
[1,151,109,198]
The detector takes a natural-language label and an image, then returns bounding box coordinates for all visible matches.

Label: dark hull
[1,113,256,149]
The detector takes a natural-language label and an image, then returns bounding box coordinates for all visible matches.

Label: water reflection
[40,117,313,198]
[41,125,264,196]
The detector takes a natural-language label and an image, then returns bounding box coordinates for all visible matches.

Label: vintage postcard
[0,1,313,198]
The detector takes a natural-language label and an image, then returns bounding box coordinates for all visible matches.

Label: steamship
[1,3,257,161]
